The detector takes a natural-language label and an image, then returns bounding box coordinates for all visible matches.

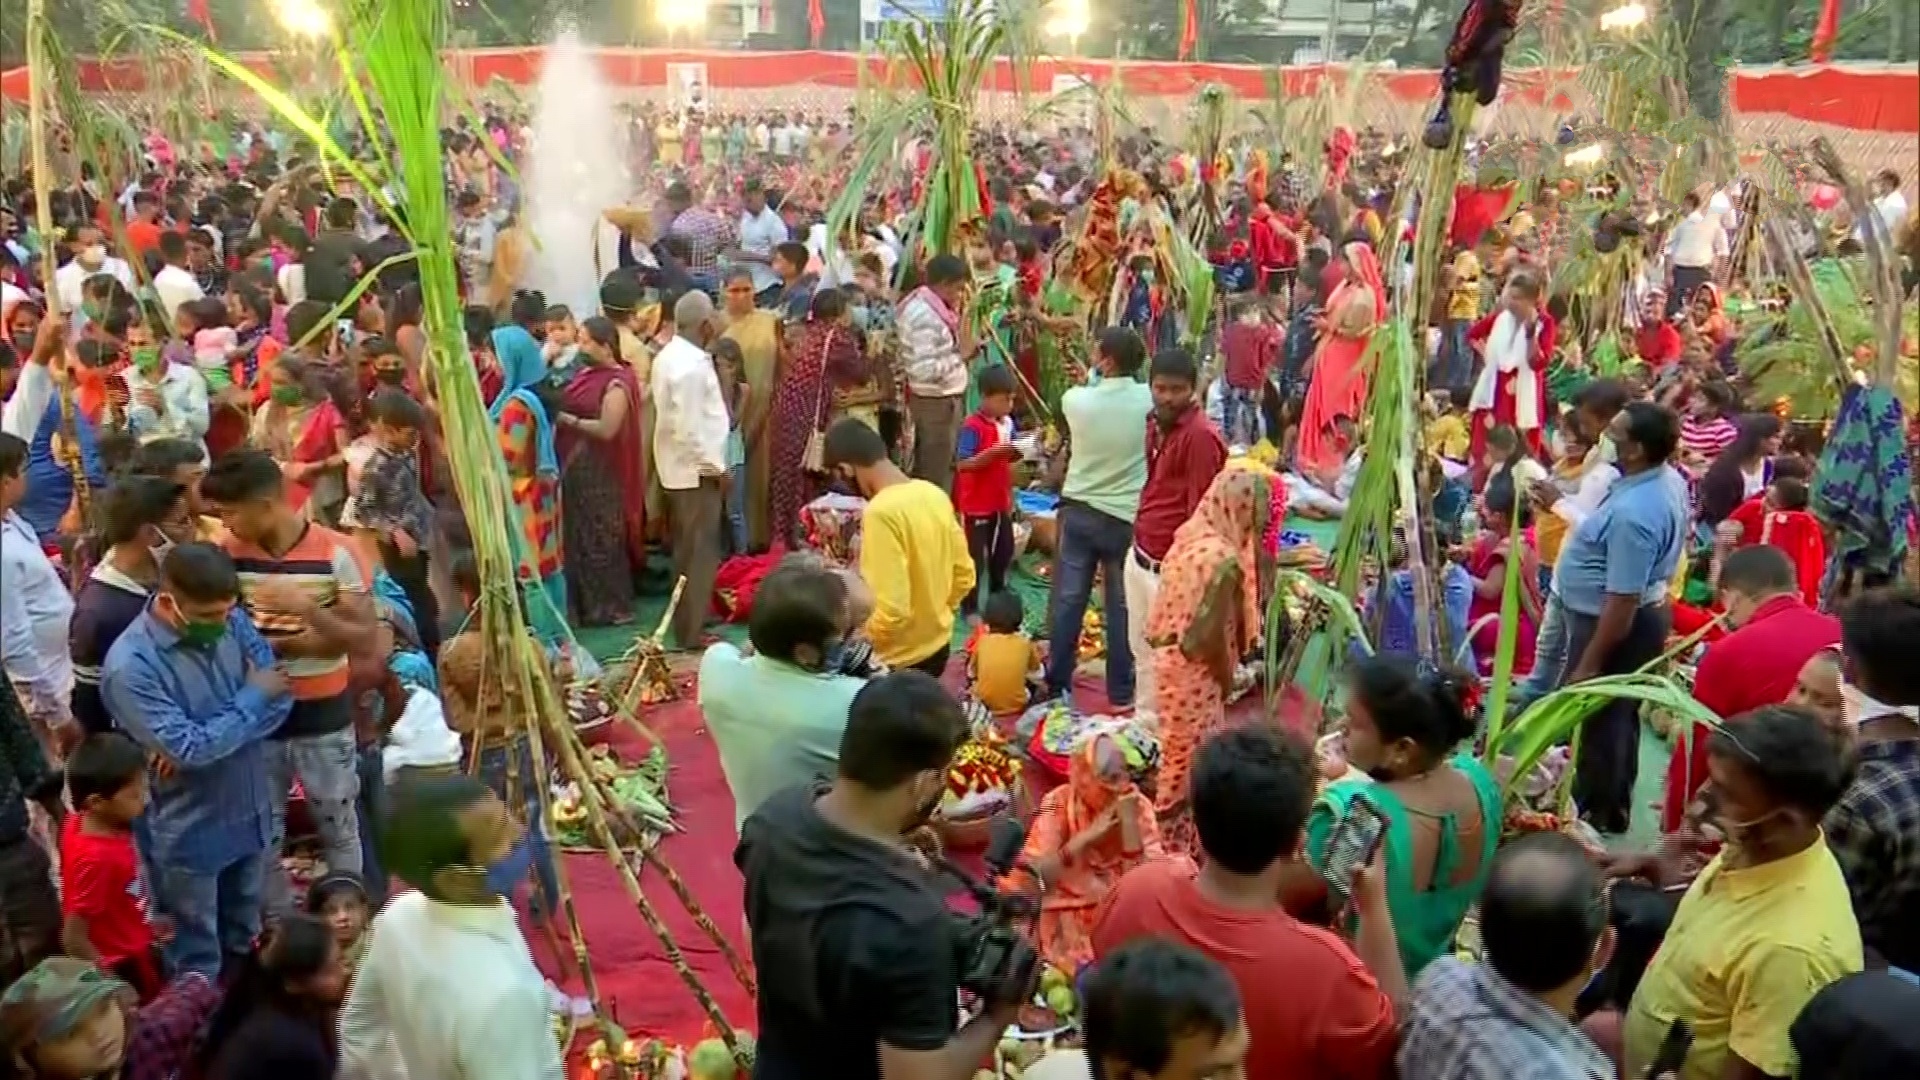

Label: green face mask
[130,344,163,372]
[176,616,229,649]
[270,384,306,406]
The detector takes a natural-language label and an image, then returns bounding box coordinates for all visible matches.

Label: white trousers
[1123,552,1162,730]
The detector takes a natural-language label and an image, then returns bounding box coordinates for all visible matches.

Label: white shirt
[53,257,137,313]
[648,335,730,491]
[152,263,205,324]
[1667,209,1727,269]
[121,362,211,457]
[771,124,795,156]
[1,510,75,717]
[1874,190,1910,235]
[737,206,787,293]
[338,891,565,1080]
[0,360,52,442]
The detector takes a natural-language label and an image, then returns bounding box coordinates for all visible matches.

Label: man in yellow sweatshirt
[823,417,975,677]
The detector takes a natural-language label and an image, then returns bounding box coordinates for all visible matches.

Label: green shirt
[1308,754,1502,979]
[1060,376,1154,524]
[697,643,865,831]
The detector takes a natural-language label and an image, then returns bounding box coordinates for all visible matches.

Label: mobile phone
[1320,795,1388,905]
[1646,1019,1693,1078]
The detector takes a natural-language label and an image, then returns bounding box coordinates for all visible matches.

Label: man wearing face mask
[1622,705,1862,1080]
[1399,832,1615,1080]
[119,314,210,461]
[701,557,866,833]
[100,542,293,979]
[739,670,1019,1080]
[340,774,566,1080]
[1824,585,1920,978]
[52,224,135,315]
[68,476,194,735]
[1661,545,1839,835]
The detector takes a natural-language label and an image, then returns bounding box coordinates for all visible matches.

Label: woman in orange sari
[1009,733,1163,974]
[1148,469,1270,858]
[1296,241,1385,476]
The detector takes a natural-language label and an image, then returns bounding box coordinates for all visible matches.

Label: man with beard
[822,417,975,677]
[737,670,1020,1080]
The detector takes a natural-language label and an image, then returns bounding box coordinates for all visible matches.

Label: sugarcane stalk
[543,697,751,1073]
[26,0,59,307]
[1809,138,1902,387]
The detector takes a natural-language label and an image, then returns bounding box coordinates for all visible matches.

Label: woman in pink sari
[1296,241,1385,476]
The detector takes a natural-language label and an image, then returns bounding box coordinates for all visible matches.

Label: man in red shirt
[1661,544,1840,833]
[1632,291,1683,369]
[123,191,166,263]
[1125,348,1227,725]
[1094,726,1402,1080]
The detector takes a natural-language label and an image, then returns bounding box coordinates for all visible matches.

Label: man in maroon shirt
[1124,348,1227,724]
[1094,726,1402,1079]
[1660,544,1840,833]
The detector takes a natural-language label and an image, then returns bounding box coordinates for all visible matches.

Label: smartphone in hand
[1320,795,1388,907]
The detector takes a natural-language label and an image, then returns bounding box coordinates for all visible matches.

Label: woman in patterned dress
[1147,469,1271,858]
[489,345,567,644]
[766,291,863,550]
[554,317,643,627]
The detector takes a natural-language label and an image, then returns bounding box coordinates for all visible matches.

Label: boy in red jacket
[954,364,1022,618]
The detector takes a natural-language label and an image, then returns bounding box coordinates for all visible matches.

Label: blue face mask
[484,834,537,897]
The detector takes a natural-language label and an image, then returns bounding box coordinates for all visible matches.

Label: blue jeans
[1515,590,1568,708]
[478,739,561,917]
[1046,502,1134,707]
[724,462,748,555]
[153,850,266,979]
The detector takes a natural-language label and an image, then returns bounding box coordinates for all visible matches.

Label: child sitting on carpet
[1284,413,1363,518]
[968,591,1044,716]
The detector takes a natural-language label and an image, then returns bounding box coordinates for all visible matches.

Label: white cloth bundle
[382,688,463,783]
[1468,309,1543,432]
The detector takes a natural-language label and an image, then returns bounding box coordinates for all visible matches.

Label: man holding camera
[736,670,1022,1080]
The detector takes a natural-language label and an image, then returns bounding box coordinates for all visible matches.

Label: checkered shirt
[1397,957,1614,1080]
[123,972,221,1080]
[1823,733,1920,970]
[668,206,738,276]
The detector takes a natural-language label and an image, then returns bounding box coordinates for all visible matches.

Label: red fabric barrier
[4,53,1916,133]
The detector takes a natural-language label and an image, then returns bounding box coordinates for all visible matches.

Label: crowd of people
[0,89,1916,1080]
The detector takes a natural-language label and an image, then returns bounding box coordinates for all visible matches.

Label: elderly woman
[1148,469,1271,858]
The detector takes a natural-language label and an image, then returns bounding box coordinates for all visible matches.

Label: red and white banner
[4,49,1915,134]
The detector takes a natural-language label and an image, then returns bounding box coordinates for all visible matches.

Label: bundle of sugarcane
[609,576,690,714]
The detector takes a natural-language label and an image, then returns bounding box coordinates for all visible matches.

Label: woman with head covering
[1295,241,1385,477]
[553,316,644,626]
[1147,469,1271,857]
[1007,732,1166,974]
[487,294,566,643]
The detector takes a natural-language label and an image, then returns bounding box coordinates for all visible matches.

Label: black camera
[944,818,1042,1008]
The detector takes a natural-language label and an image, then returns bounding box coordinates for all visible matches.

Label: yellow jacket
[860,480,976,669]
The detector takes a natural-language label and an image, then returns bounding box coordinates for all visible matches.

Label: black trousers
[1669,264,1711,317]
[908,645,952,679]
[1567,602,1674,833]
[0,834,59,986]
[962,512,1015,616]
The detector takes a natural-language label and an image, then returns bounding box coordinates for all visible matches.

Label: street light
[1046,0,1090,58]
[271,0,333,39]
[658,0,709,44]
[1599,3,1649,33]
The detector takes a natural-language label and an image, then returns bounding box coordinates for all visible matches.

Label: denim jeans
[478,738,561,918]
[354,744,388,907]
[1515,591,1569,708]
[724,462,748,556]
[154,850,265,978]
[262,726,363,917]
[1046,502,1134,708]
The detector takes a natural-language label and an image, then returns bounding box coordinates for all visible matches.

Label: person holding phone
[1003,733,1162,975]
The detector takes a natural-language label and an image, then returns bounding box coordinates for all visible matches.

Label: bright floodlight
[1047,0,1091,40]
[273,0,333,38]
[1564,144,1606,168]
[659,0,710,30]
[1599,3,1649,32]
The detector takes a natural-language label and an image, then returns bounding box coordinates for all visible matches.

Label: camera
[943,818,1042,1008]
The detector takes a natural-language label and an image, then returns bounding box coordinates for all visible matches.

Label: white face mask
[80,244,107,267]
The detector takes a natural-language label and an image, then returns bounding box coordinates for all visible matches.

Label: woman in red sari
[767,289,865,550]
[554,316,645,627]
[251,353,349,523]
[1296,241,1385,476]
[1466,271,1555,461]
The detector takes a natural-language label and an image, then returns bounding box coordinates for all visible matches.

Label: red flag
[808,0,825,48]
[185,0,217,40]
[1810,0,1841,62]
[1178,0,1198,60]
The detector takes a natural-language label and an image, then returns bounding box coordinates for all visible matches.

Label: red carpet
[530,666,1322,1047]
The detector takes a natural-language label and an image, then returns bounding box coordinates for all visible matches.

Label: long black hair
[196,914,338,1073]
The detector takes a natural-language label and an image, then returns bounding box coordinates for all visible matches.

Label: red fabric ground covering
[533,664,1322,1047]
